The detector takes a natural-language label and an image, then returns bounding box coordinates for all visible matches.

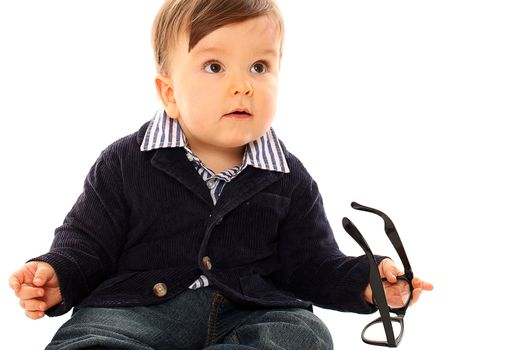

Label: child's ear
[155,74,179,119]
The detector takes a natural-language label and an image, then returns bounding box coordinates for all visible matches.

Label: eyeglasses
[342,202,414,347]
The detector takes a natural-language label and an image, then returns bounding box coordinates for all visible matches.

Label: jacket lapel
[135,121,211,205]
[150,148,213,205]
[136,120,284,211]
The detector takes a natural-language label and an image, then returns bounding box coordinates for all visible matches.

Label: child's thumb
[33,263,53,286]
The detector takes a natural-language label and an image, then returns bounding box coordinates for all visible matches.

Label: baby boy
[9,1,432,349]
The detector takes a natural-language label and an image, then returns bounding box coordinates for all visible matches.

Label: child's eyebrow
[193,46,279,58]
[256,48,279,57]
[192,46,223,56]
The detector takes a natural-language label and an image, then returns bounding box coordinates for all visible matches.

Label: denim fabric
[46,287,333,350]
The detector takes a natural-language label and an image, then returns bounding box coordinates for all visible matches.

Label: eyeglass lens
[381,278,411,310]
[363,317,404,345]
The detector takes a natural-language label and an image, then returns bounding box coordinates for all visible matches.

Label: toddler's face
[164,15,281,151]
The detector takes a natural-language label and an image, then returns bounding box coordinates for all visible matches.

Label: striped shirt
[140,109,289,289]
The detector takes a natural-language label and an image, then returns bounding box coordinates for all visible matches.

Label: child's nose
[229,77,253,97]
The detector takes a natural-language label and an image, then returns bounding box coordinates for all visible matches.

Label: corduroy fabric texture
[32,121,381,317]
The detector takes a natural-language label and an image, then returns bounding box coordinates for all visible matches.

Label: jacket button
[206,179,217,189]
[215,217,223,225]
[153,282,168,297]
[202,256,212,271]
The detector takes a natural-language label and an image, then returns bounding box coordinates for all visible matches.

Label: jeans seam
[230,331,240,345]
[204,292,224,347]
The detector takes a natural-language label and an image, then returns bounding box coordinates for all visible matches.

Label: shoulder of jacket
[279,140,310,179]
[97,122,149,164]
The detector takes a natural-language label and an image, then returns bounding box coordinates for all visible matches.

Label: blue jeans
[46,287,333,350]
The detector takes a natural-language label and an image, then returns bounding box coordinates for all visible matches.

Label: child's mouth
[223,109,252,119]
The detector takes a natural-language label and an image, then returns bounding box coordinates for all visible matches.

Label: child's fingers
[420,280,434,291]
[8,273,22,291]
[16,284,44,300]
[33,263,54,286]
[43,289,63,309]
[20,299,47,313]
[406,277,434,306]
[25,310,45,320]
[409,288,422,306]
[379,259,402,283]
[412,277,434,291]
[9,262,42,291]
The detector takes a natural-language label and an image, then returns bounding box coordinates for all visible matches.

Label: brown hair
[152,0,284,74]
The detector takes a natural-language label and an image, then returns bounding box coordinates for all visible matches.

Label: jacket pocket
[93,272,138,291]
[240,274,281,300]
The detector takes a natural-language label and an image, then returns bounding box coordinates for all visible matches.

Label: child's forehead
[179,15,283,54]
[188,17,281,53]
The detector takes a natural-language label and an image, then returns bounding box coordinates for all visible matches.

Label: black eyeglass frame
[342,202,414,347]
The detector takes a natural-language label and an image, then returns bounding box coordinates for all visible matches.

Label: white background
[1,1,524,348]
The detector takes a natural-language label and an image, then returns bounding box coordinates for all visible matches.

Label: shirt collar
[140,110,290,173]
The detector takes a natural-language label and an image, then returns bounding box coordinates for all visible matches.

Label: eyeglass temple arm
[351,202,413,279]
[342,217,397,346]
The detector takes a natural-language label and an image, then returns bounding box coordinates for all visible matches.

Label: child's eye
[250,62,268,74]
[203,62,224,74]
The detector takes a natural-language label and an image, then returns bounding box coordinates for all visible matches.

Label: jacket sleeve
[30,147,129,316]
[277,175,385,314]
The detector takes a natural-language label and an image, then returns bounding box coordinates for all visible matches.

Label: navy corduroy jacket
[33,122,379,316]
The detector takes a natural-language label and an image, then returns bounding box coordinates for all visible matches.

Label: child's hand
[364,258,433,307]
[8,261,63,319]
